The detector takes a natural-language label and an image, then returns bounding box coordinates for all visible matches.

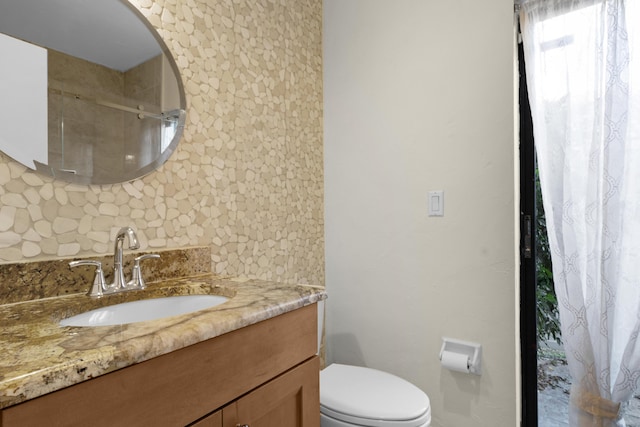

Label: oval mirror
[0,0,186,185]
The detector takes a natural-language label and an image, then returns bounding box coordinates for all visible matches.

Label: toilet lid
[320,364,431,427]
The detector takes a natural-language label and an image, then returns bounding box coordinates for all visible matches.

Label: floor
[538,345,640,427]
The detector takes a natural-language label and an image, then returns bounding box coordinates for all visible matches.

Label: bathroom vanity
[0,251,325,427]
[2,305,319,426]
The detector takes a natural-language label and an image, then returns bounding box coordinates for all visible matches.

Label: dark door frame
[519,36,538,427]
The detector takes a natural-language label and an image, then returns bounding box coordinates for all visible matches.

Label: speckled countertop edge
[0,274,326,409]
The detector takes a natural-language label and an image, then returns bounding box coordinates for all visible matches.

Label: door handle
[523,214,532,259]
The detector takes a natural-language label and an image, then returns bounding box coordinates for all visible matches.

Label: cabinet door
[190,409,222,427]
[223,356,319,427]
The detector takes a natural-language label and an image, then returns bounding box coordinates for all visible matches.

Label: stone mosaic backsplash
[0,0,324,288]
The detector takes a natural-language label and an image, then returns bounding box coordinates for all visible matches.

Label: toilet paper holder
[439,337,482,375]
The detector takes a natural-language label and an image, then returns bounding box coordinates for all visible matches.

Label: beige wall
[323,1,518,426]
[0,0,324,287]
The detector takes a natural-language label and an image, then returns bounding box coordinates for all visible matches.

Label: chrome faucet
[111,227,140,290]
[69,226,160,298]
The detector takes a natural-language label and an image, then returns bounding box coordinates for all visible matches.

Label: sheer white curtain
[520,0,640,425]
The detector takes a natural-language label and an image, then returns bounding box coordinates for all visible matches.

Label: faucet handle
[69,260,106,298]
[128,254,160,290]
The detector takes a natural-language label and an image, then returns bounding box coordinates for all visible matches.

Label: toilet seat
[320,364,431,427]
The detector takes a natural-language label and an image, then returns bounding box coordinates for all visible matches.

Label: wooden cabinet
[222,357,319,427]
[1,304,319,427]
[191,410,222,427]
[192,357,319,427]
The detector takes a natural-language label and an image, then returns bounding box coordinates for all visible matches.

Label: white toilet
[318,301,431,427]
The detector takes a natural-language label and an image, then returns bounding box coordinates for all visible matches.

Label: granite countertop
[0,274,326,409]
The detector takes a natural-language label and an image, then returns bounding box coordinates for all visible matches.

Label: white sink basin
[60,295,229,327]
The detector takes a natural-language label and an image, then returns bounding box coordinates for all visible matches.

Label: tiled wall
[0,0,324,287]
[49,50,124,179]
[123,54,164,176]
[48,51,164,180]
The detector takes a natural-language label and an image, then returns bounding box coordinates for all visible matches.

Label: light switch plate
[428,190,444,216]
